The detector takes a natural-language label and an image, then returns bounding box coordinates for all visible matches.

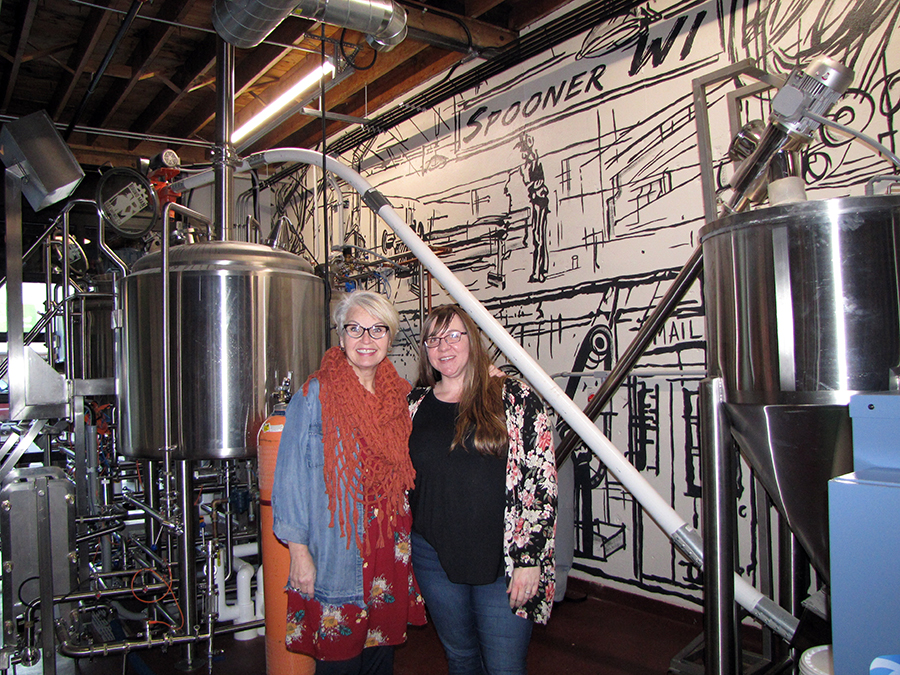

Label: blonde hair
[416,305,508,456]
[333,290,400,341]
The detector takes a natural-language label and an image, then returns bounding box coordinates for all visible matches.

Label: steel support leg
[700,378,740,674]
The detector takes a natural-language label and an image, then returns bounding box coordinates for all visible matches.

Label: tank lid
[700,194,900,242]
[132,241,316,274]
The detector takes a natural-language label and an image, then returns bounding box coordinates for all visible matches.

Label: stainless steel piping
[62,207,75,385]
[143,461,162,563]
[701,378,740,675]
[57,620,266,658]
[75,522,125,544]
[213,0,407,51]
[157,202,214,461]
[128,535,169,569]
[121,489,182,534]
[177,460,199,667]
[215,39,235,241]
[54,583,171,604]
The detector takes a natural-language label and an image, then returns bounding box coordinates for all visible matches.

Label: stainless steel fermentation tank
[701,195,900,579]
[118,241,324,460]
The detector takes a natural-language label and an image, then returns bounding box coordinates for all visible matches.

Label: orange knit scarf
[303,346,415,552]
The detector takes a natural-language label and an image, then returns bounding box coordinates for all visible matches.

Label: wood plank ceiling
[0,0,575,169]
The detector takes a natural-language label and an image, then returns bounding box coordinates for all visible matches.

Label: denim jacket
[271,378,365,607]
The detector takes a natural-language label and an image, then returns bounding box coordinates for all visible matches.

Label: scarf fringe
[305,346,414,553]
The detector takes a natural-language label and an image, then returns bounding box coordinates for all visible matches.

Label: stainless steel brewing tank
[700,195,900,578]
[702,195,900,402]
[118,241,324,460]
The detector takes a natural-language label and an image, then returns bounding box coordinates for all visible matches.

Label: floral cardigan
[408,377,557,624]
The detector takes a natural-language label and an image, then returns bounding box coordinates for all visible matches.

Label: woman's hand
[287,542,316,597]
[507,565,540,608]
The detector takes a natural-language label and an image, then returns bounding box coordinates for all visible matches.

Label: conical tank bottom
[725,403,854,581]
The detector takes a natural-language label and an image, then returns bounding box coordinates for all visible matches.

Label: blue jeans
[411,531,533,675]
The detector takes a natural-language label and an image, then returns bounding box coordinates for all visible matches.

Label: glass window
[0,282,49,333]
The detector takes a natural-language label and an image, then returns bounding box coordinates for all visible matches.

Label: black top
[408,390,507,585]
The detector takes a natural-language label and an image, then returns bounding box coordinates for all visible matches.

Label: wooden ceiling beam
[1,0,39,112]
[87,0,197,131]
[242,36,438,152]
[507,0,571,31]
[279,47,464,151]
[405,6,516,53]
[67,137,209,168]
[177,16,319,141]
[128,32,218,146]
[20,42,80,63]
[464,0,507,18]
[49,0,115,120]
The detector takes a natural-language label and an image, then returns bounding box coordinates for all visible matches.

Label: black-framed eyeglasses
[424,331,467,349]
[343,323,389,339]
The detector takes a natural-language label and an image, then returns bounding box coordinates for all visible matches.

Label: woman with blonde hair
[272,290,425,675]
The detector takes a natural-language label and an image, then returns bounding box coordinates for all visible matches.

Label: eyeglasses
[343,323,389,339]
[423,331,467,349]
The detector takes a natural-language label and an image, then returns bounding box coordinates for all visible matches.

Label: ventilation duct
[328,0,644,156]
[213,0,407,51]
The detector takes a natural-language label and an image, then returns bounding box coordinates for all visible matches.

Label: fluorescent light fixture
[232,60,335,144]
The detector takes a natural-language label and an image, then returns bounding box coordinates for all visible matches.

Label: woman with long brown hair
[408,304,557,675]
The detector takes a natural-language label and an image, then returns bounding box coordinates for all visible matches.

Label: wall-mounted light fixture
[232,60,335,145]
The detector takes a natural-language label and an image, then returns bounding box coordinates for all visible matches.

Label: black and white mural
[325,0,900,607]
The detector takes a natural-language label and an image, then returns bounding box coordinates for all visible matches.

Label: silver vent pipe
[213,0,407,51]
[215,38,235,241]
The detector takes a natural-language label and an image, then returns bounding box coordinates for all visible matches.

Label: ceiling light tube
[232,61,335,144]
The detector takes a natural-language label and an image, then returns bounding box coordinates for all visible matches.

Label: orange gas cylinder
[258,405,315,675]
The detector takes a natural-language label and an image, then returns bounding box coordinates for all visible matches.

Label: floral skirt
[285,523,426,661]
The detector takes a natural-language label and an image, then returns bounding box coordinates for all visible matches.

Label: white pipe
[232,542,259,559]
[215,555,259,640]
[170,150,799,641]
[215,559,241,620]
[255,150,690,534]
[327,173,346,245]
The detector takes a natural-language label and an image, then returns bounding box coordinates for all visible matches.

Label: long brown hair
[415,305,508,456]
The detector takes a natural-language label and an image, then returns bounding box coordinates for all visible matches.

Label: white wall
[330,0,900,608]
